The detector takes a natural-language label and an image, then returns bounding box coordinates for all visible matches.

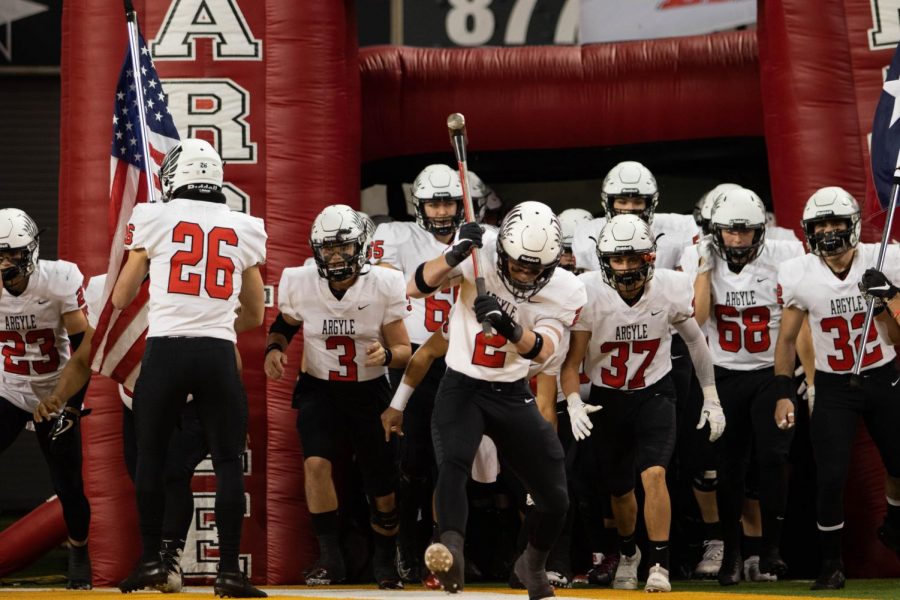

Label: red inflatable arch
[38,0,893,586]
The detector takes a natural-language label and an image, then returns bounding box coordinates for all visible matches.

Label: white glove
[697,234,715,274]
[696,387,726,442]
[566,393,602,441]
[806,385,815,418]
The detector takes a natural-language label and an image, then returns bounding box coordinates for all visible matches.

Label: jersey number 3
[168,222,238,299]
[0,329,60,375]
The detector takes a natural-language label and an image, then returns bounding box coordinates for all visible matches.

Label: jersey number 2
[0,329,60,375]
[168,222,238,299]
[821,313,883,371]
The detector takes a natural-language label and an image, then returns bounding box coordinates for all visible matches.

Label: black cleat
[810,560,845,590]
[513,553,555,600]
[303,562,347,586]
[373,537,403,590]
[758,548,788,578]
[878,519,900,558]
[118,560,167,593]
[396,544,422,584]
[717,552,742,586]
[424,542,464,593]
[214,571,267,598]
[66,544,92,590]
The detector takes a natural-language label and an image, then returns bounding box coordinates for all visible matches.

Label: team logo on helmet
[496,201,562,301]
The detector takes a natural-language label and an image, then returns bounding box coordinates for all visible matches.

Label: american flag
[89,31,180,390]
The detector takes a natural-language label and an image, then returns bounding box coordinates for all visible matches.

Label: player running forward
[561,214,725,594]
[265,204,412,589]
[409,201,586,599]
[681,188,806,585]
[0,208,92,589]
[774,187,900,590]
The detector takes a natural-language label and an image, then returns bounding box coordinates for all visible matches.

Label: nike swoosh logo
[52,418,74,438]
[654,546,667,551]
[37,299,49,305]
[358,304,369,310]
[671,355,683,360]
[525,397,534,404]
[892,376,900,387]
[756,277,767,283]
[651,310,662,316]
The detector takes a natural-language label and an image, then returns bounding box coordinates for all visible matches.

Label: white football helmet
[601,161,659,223]
[496,201,562,301]
[695,183,742,234]
[596,214,656,293]
[709,188,767,266]
[159,138,224,201]
[357,211,376,261]
[558,208,593,249]
[468,170,505,224]
[310,204,368,281]
[0,208,40,281]
[412,164,464,236]
[801,186,860,257]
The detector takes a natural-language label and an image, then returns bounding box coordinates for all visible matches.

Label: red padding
[0,499,67,577]
[360,31,762,162]
[264,0,360,584]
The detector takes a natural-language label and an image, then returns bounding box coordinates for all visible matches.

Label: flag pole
[124,3,157,203]
[851,148,900,382]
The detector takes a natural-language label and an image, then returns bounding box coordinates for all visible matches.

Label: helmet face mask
[310,205,367,283]
[596,214,656,296]
[0,209,40,283]
[412,165,464,237]
[801,187,860,258]
[159,139,224,201]
[601,161,659,223]
[496,201,562,301]
[709,188,767,267]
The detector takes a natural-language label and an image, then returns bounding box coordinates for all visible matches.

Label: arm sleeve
[277,269,303,322]
[674,317,715,389]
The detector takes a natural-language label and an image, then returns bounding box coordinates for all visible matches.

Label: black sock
[742,535,761,558]
[702,520,722,541]
[819,528,842,562]
[762,509,784,551]
[619,533,636,558]
[648,541,669,571]
[215,500,244,573]
[161,538,185,556]
[311,511,343,567]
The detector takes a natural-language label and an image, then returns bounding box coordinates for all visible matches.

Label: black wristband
[382,347,393,367]
[520,332,543,360]
[269,313,301,343]
[415,262,439,295]
[774,374,795,402]
[265,342,284,356]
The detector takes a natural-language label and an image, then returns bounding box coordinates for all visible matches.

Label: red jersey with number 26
[574,269,694,390]
[125,198,267,342]
[778,243,899,374]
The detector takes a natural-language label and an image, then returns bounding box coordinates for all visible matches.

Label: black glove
[445,222,484,268]
[860,268,899,300]
[48,406,91,456]
[474,294,523,343]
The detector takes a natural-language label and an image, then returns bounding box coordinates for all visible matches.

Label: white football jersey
[279,265,410,382]
[125,199,267,342]
[574,269,694,389]
[0,260,85,411]
[778,243,900,374]
[573,212,700,273]
[681,239,804,370]
[372,221,457,345]
[444,230,586,382]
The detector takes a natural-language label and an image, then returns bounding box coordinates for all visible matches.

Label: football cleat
[810,560,845,590]
[613,547,641,590]
[758,548,788,578]
[645,564,671,593]
[693,539,723,578]
[214,570,267,598]
[546,570,571,588]
[302,562,346,586]
[587,552,619,586]
[66,544,92,590]
[717,552,742,586]
[743,556,777,582]
[424,542,464,593]
[118,560,168,593]
[156,547,184,593]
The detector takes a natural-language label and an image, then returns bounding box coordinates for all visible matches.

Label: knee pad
[693,470,719,493]
[371,506,399,532]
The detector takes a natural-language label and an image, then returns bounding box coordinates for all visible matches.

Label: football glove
[473,294,523,342]
[696,391,725,442]
[566,393,602,441]
[445,222,484,268]
[697,234,715,274]
[49,406,91,456]
[860,268,899,300]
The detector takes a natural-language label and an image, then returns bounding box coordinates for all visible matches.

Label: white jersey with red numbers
[681,239,804,371]
[778,243,900,374]
[574,269,694,390]
[278,265,410,382]
[0,260,85,412]
[125,198,267,342]
[444,229,586,382]
[372,221,457,345]
[573,212,700,273]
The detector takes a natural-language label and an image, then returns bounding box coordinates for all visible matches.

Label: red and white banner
[579,0,756,44]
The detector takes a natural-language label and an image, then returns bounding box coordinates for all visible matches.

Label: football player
[468,170,506,226]
[561,214,725,593]
[112,139,267,598]
[409,201,586,600]
[694,183,742,235]
[774,187,900,590]
[558,208,593,274]
[0,208,92,589]
[265,204,411,589]
[682,188,806,585]
[370,164,463,582]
